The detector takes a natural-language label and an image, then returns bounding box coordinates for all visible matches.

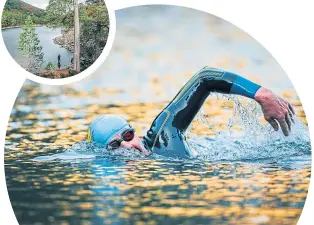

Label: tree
[73,0,80,72]
[44,0,109,72]
[45,0,74,30]
[4,0,21,10]
[1,0,46,28]
[18,16,44,73]
[45,62,56,71]
[46,0,80,72]
[79,2,109,70]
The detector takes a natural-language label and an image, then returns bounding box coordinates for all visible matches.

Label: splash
[33,94,311,162]
[187,94,311,161]
[33,142,149,162]
[75,142,149,158]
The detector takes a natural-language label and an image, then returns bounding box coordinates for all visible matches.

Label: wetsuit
[142,66,261,158]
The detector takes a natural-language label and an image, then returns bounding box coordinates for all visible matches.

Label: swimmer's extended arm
[168,67,295,135]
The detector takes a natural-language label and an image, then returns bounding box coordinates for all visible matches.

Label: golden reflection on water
[3,6,311,224]
[5,5,312,224]
[5,154,311,225]
[4,75,311,225]
[3,33,311,224]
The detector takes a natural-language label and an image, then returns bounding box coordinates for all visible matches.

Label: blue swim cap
[87,115,130,146]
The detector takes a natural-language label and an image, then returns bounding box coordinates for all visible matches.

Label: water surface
[2,26,72,69]
[5,5,312,225]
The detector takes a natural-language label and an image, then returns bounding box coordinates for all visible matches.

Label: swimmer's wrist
[254,87,272,103]
[227,72,261,99]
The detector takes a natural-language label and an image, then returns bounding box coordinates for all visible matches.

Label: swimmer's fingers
[288,102,295,115]
[281,97,295,127]
[288,107,295,124]
[278,117,290,136]
[267,118,279,131]
[285,114,292,132]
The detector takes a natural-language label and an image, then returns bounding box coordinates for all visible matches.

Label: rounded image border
[0,1,116,86]
[0,1,313,225]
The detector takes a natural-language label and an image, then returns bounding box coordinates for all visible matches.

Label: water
[2,26,72,70]
[4,5,312,225]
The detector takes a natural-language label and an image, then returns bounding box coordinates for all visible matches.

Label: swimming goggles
[107,127,135,150]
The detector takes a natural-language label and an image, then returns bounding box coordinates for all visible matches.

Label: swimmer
[87,67,295,158]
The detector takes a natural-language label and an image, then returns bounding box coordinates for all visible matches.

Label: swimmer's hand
[141,148,151,156]
[254,87,295,136]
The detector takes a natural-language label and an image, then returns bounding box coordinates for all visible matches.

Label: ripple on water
[4,6,312,225]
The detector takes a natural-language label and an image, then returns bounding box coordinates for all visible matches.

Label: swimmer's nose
[121,141,150,156]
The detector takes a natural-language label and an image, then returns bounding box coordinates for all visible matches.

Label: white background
[0,0,313,224]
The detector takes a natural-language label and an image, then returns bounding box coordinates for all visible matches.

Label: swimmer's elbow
[198,67,235,94]
[199,67,261,98]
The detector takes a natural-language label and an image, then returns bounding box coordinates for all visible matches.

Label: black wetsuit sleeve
[143,67,261,157]
[167,67,261,131]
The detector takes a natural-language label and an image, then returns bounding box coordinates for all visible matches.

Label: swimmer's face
[108,129,150,156]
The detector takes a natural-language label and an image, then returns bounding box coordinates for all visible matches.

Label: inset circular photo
[1,0,110,79]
